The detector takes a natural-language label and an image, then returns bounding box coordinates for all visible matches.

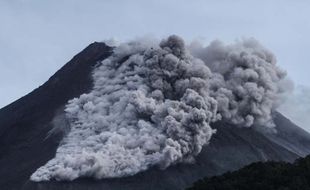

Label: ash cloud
[31,35,218,181]
[31,35,288,181]
[191,39,287,127]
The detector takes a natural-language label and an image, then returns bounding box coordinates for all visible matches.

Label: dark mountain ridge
[0,42,310,190]
[187,154,310,190]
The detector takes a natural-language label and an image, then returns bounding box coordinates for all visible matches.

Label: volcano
[1,41,310,190]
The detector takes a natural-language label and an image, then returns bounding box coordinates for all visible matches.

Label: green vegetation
[187,155,310,190]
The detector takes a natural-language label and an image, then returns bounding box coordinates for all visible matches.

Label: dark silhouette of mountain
[1,42,310,190]
[0,42,112,190]
[187,154,310,190]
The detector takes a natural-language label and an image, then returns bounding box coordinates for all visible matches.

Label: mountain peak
[1,40,310,190]
[0,42,112,190]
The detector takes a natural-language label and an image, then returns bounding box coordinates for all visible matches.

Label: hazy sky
[0,0,309,110]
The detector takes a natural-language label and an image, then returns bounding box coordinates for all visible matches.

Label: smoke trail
[31,35,288,181]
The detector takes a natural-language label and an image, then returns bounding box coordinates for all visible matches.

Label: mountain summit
[1,39,310,190]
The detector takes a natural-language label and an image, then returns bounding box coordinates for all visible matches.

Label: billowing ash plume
[31,35,218,181]
[31,35,288,182]
[191,39,287,127]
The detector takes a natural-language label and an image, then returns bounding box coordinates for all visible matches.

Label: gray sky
[1,0,310,129]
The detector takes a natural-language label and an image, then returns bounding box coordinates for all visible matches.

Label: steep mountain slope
[0,42,310,190]
[0,42,112,190]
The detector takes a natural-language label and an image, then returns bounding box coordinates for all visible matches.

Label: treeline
[187,155,310,190]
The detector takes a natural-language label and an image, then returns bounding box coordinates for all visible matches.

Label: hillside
[187,155,310,190]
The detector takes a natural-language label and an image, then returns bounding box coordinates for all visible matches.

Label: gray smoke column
[31,35,288,182]
[191,39,287,127]
[30,35,218,181]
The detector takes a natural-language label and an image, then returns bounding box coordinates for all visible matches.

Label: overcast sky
[1,0,310,128]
